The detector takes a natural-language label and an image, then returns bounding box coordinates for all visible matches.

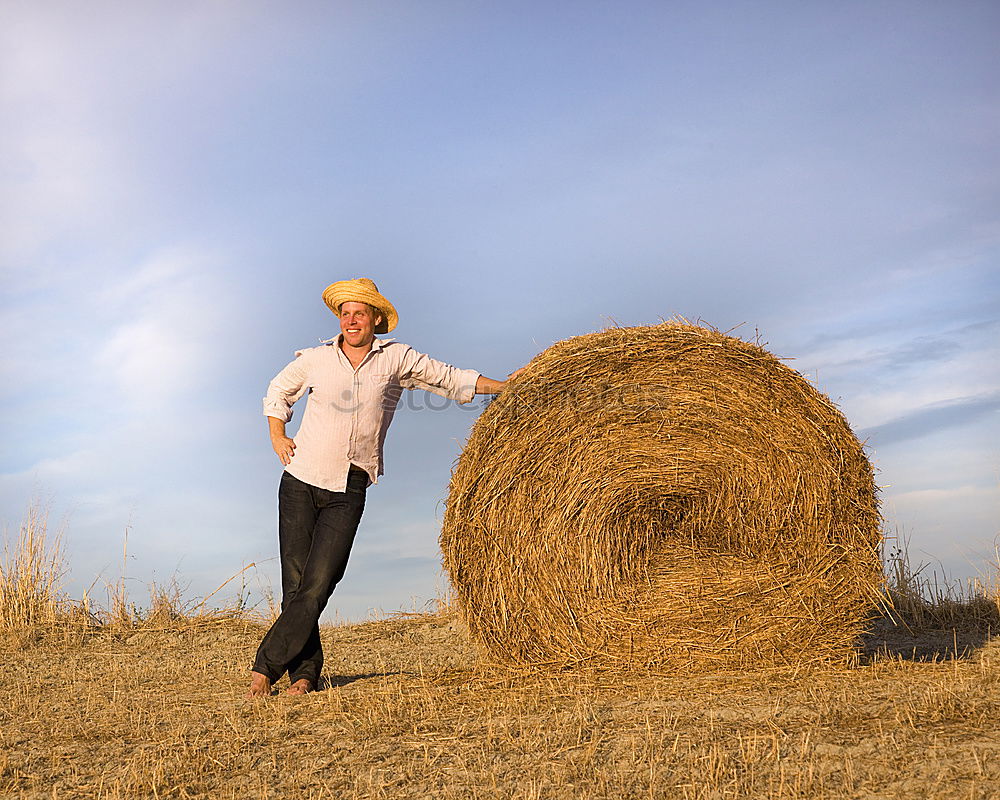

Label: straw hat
[322,278,398,334]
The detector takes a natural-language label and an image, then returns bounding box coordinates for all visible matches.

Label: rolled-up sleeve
[397,346,480,404]
[262,350,311,422]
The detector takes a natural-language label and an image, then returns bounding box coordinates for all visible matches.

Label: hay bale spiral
[441,323,881,669]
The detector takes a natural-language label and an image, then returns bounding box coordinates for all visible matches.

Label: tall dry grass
[882,538,1000,633]
[0,503,261,637]
[0,503,65,630]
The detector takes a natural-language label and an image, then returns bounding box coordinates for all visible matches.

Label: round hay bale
[441,322,881,669]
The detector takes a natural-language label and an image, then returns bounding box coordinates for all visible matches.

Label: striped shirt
[263,335,480,491]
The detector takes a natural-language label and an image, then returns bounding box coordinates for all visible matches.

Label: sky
[2,1,998,621]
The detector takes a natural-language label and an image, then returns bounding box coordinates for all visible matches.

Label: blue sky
[2,1,998,620]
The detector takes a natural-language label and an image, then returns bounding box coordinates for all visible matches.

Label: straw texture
[441,322,881,669]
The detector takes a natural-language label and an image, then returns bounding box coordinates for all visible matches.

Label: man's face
[339,301,381,349]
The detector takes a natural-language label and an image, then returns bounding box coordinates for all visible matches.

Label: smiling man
[247,278,514,698]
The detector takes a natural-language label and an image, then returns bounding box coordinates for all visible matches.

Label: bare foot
[285,678,314,696]
[246,671,273,698]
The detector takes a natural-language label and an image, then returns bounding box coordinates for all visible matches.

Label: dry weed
[883,539,1000,633]
[0,503,65,631]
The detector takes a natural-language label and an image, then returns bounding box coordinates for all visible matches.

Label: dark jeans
[252,468,368,685]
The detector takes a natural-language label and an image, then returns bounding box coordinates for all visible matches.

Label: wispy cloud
[860,393,1000,447]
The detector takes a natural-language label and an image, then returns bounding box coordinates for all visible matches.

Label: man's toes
[246,673,273,698]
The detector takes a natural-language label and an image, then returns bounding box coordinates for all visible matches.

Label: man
[247,278,514,697]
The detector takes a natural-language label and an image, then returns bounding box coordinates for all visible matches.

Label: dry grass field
[3,510,999,799]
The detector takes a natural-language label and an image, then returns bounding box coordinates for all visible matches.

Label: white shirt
[262,335,480,491]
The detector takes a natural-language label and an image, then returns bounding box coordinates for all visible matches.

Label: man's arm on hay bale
[482,368,527,392]
[470,367,526,400]
[474,375,507,395]
[396,346,522,404]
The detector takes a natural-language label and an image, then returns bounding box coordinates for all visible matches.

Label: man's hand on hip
[272,434,296,466]
[267,416,296,466]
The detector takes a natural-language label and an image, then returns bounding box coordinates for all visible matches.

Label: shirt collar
[320,333,395,348]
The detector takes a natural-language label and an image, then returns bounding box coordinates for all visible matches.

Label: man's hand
[272,434,296,466]
[474,375,506,396]
[473,367,526,398]
[267,416,296,465]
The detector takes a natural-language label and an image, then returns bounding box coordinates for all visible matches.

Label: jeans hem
[251,663,282,682]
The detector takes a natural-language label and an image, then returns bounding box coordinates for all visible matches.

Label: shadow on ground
[860,615,997,662]
[319,672,397,691]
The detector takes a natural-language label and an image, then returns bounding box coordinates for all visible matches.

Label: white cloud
[1,242,237,497]
[93,247,227,410]
[98,321,194,408]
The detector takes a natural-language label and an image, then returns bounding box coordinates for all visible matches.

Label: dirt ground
[2,614,998,799]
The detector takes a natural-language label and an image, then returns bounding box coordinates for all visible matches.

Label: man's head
[322,278,398,334]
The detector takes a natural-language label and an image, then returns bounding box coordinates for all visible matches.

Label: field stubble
[2,614,999,799]
[2,508,999,799]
